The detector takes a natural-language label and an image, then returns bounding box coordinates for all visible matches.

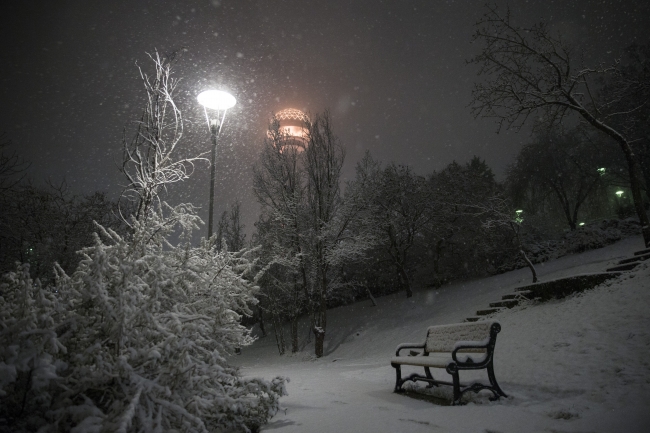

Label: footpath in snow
[234,236,650,433]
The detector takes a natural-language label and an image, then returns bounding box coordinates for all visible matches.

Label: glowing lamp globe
[197,90,236,110]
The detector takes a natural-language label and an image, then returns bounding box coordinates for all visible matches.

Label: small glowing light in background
[514,209,524,224]
[615,190,624,197]
[579,222,585,226]
[597,167,606,175]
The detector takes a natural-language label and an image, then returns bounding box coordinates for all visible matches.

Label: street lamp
[515,209,523,224]
[197,89,236,240]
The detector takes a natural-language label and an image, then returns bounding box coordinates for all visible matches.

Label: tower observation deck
[273,108,309,151]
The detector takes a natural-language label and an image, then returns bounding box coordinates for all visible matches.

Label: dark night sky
[2,0,649,234]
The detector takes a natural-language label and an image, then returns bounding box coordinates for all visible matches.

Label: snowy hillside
[234,236,650,433]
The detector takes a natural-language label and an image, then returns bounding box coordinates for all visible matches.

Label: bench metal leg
[424,367,437,388]
[394,364,435,392]
[451,373,461,404]
[487,363,507,397]
[393,364,405,393]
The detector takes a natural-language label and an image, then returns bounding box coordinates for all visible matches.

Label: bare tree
[599,43,650,202]
[507,129,603,231]
[119,50,205,225]
[216,201,247,252]
[253,117,308,353]
[476,195,538,283]
[301,111,345,358]
[254,112,375,358]
[355,157,432,298]
[0,180,121,281]
[469,4,650,247]
[253,210,303,355]
[432,158,501,278]
[0,134,29,197]
[226,201,246,251]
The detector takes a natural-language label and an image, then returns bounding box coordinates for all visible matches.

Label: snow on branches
[120,50,207,225]
[0,203,287,433]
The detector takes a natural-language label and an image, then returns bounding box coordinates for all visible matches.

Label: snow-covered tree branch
[119,50,207,225]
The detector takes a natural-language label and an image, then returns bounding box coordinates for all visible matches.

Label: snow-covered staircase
[606,250,650,271]
[464,246,649,322]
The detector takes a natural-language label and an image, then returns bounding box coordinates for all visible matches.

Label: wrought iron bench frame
[390,321,506,405]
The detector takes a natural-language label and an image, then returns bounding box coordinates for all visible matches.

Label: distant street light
[515,209,524,224]
[197,90,236,240]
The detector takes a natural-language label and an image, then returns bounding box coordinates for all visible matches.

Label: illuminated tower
[273,108,309,151]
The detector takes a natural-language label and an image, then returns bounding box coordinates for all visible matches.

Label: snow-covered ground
[234,236,650,432]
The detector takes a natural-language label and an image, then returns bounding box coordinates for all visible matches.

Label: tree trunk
[366,288,377,306]
[257,306,266,338]
[291,316,299,353]
[520,249,538,283]
[398,265,413,298]
[313,324,325,358]
[624,153,650,247]
[314,274,327,357]
[272,315,285,355]
[511,222,538,283]
[553,188,576,231]
[291,278,300,352]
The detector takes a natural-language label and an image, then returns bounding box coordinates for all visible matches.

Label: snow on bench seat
[390,352,488,368]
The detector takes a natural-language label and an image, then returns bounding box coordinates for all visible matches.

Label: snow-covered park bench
[390,321,507,405]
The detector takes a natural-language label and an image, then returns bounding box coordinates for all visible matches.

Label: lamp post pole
[207,121,219,239]
[197,89,236,241]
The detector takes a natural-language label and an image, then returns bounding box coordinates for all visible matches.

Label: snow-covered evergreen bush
[0,263,66,432]
[0,203,287,433]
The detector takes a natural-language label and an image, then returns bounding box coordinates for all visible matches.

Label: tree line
[249,112,646,358]
[249,5,650,357]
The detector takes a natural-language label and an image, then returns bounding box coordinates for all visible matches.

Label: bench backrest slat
[425,321,495,353]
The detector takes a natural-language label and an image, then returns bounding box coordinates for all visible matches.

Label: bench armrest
[395,342,425,357]
[451,338,491,363]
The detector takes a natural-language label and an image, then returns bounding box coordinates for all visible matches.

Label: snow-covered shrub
[0,263,66,432]
[561,224,622,253]
[0,203,287,433]
[596,218,641,237]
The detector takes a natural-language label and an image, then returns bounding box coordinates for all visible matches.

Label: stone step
[618,252,650,264]
[606,262,640,272]
[503,290,531,300]
[634,248,650,256]
[490,299,519,309]
[513,272,621,301]
[476,308,502,316]
[464,317,480,322]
